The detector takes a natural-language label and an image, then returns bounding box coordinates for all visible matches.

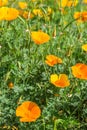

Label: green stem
[62,18,80,31]
[54,120,57,130]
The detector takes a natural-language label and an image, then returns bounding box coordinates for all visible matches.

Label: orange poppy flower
[82,44,87,52]
[71,63,87,80]
[45,55,62,67]
[32,0,36,2]
[0,0,8,6]
[0,7,19,21]
[74,11,87,22]
[31,31,50,44]
[33,9,43,17]
[18,2,27,9]
[5,8,19,21]
[83,0,87,4]
[50,74,70,88]
[16,101,41,122]
[58,0,78,7]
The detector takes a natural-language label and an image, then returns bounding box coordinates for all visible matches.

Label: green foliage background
[0,0,87,129]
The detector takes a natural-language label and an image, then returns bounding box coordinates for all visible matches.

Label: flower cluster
[74,11,87,23]
[58,0,78,7]
[0,0,87,127]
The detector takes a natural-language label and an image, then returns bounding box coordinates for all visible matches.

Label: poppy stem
[62,18,80,31]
